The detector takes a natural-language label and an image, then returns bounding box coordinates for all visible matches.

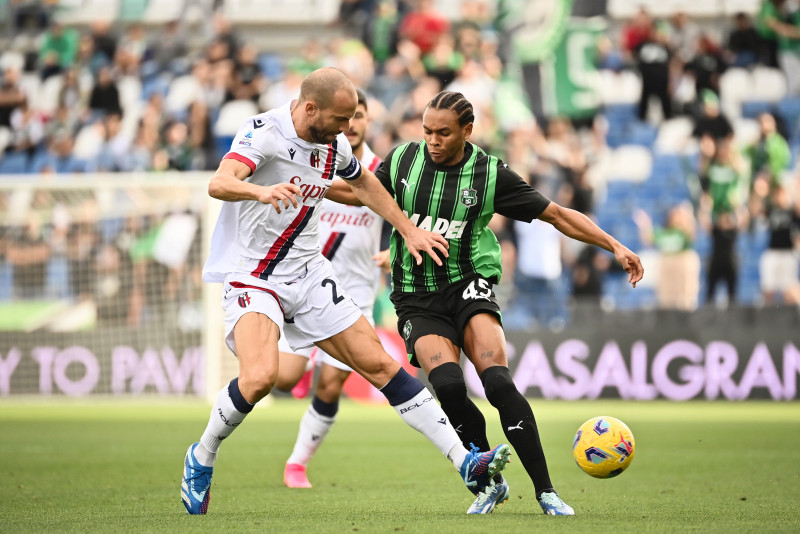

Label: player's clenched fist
[259,183,301,213]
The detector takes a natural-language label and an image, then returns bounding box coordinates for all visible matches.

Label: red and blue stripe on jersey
[250,205,316,280]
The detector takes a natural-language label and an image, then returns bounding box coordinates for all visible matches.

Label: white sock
[286,405,336,466]
[197,385,250,466]
[390,388,467,470]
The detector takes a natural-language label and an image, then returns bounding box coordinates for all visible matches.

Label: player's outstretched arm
[208,159,301,213]
[347,168,449,266]
[538,202,644,287]
[325,178,364,206]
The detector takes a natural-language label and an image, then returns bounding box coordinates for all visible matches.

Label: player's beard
[309,124,338,145]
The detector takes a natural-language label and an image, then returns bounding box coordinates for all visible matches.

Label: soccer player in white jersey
[181,68,511,515]
[280,89,386,488]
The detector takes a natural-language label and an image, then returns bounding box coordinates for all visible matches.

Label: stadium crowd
[0,0,799,332]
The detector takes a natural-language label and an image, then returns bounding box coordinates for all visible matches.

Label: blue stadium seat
[0,152,30,174]
[46,256,70,299]
[215,136,235,161]
[777,97,800,138]
[0,262,12,301]
[626,122,658,148]
[258,53,285,80]
[741,101,773,120]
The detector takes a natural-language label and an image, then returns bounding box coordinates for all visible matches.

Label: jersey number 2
[322,278,345,304]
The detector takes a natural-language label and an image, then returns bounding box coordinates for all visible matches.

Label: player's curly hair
[427,91,474,127]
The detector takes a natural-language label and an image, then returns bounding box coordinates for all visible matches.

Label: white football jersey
[203,101,362,283]
[320,144,383,308]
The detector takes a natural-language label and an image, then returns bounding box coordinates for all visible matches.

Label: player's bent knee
[480,365,515,406]
[239,367,277,401]
[428,362,467,404]
[352,351,399,387]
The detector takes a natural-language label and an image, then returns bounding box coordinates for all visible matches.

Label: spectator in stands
[0,68,27,129]
[746,112,791,216]
[227,44,263,103]
[570,245,611,308]
[75,32,104,76]
[207,14,240,64]
[95,113,132,172]
[189,59,226,111]
[147,20,187,77]
[361,0,403,67]
[503,216,569,331]
[620,6,654,61]
[776,8,800,96]
[634,204,701,311]
[399,0,450,56]
[116,23,148,75]
[423,34,463,88]
[633,21,673,122]
[89,20,117,69]
[128,121,157,171]
[57,68,84,112]
[692,89,733,142]
[699,137,748,306]
[8,99,44,159]
[369,55,417,110]
[6,214,50,299]
[9,0,54,36]
[32,130,84,174]
[38,21,79,79]
[88,66,121,118]
[760,185,800,305]
[727,12,765,68]
[94,241,134,324]
[668,11,700,65]
[158,121,193,171]
[756,0,789,68]
[684,34,727,100]
[187,101,216,171]
[286,39,325,78]
[445,58,495,123]
[67,221,97,301]
[45,103,80,143]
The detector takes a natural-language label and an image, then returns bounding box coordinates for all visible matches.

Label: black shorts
[391,276,502,368]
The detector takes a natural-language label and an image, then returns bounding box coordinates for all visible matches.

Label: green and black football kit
[375,141,550,365]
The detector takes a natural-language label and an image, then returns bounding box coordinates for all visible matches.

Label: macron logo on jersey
[290,176,330,204]
[404,211,466,239]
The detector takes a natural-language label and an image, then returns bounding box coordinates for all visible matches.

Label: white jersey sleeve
[224,116,279,174]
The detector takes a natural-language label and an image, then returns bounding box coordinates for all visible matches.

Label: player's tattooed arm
[209,159,301,213]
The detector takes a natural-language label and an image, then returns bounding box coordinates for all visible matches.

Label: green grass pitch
[1,399,799,533]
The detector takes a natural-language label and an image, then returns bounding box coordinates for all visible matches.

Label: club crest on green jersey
[460,188,477,207]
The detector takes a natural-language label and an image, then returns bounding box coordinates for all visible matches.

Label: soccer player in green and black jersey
[328,91,644,516]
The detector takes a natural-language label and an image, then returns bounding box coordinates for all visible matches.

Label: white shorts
[274,303,375,373]
[760,249,799,292]
[222,257,362,357]
[277,331,314,358]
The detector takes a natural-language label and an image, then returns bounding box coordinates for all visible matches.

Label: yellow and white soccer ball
[572,416,635,478]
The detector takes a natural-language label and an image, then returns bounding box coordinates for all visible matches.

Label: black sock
[481,366,554,495]
[428,362,491,453]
